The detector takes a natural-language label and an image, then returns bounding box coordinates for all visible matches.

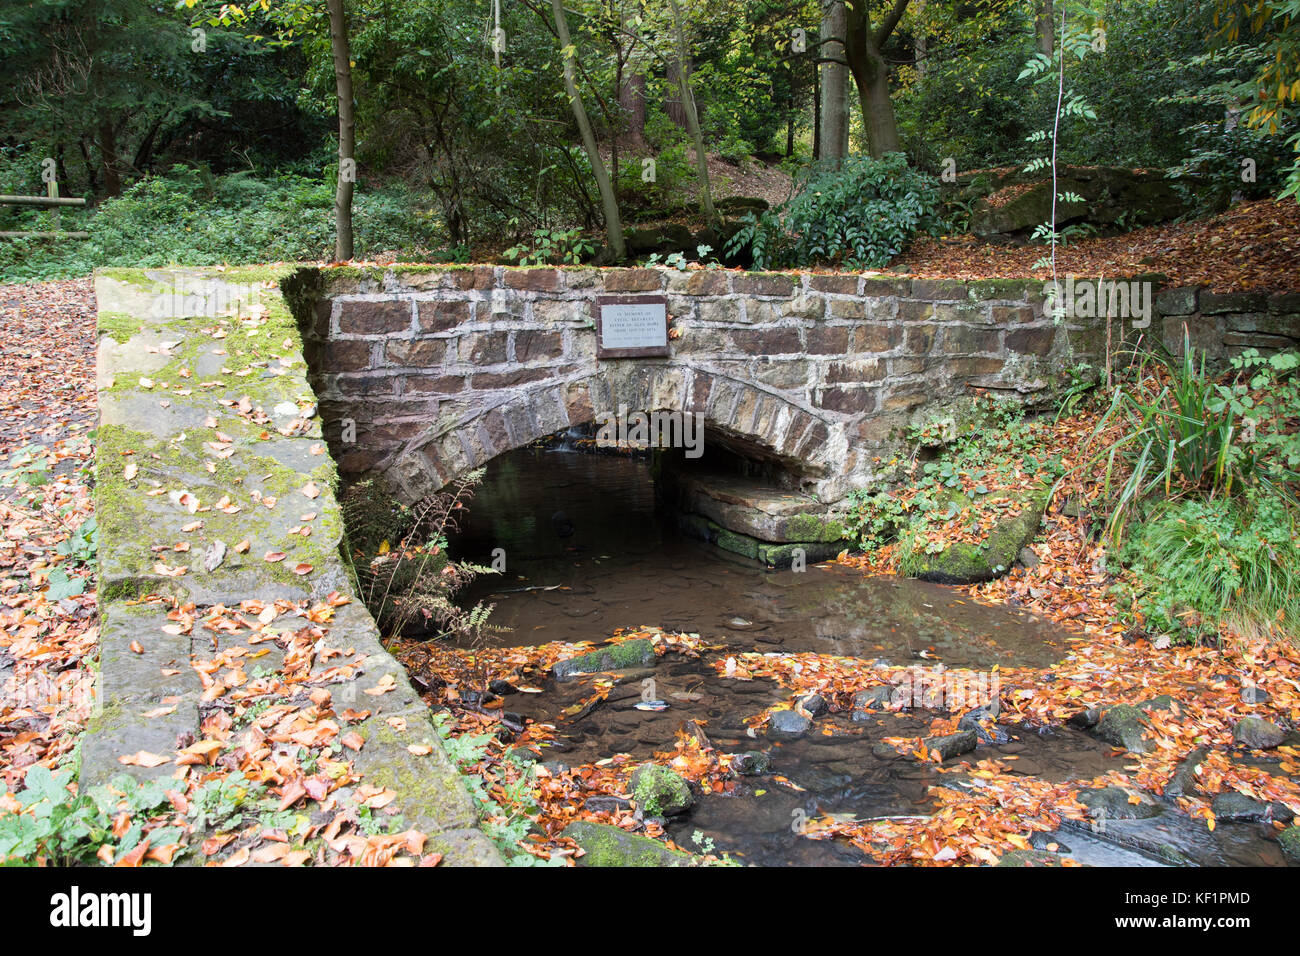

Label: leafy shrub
[0,168,449,283]
[503,227,595,266]
[724,153,942,270]
[1123,489,1300,639]
[1090,334,1300,543]
[0,768,177,866]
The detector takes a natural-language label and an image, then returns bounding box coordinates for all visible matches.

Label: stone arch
[384,365,846,502]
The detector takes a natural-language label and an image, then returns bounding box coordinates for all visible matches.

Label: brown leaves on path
[0,279,98,789]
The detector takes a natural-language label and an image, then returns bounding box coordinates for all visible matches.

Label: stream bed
[441,443,1291,867]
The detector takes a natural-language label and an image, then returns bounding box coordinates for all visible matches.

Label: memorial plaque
[596,295,669,358]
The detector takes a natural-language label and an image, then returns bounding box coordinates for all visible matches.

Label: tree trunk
[664,58,689,129]
[813,69,822,159]
[1036,0,1055,57]
[845,0,906,158]
[668,0,717,226]
[327,0,355,261]
[551,0,625,259]
[914,0,927,76]
[819,0,849,164]
[97,118,122,197]
[619,73,647,145]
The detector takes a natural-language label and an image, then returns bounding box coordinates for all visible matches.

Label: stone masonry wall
[293,265,1300,506]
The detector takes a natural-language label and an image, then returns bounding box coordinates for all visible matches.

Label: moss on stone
[785,512,846,543]
[896,486,1049,585]
[97,310,146,344]
[563,820,694,867]
[713,525,759,560]
[630,763,693,816]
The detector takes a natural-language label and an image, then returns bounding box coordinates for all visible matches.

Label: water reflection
[450,446,1069,670]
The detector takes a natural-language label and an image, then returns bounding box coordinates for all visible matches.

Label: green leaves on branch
[724,153,943,271]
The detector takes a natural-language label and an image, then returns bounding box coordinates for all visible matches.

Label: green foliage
[0,169,449,282]
[430,714,562,867]
[1161,43,1294,214]
[503,227,595,266]
[725,153,941,270]
[1122,489,1300,639]
[1090,335,1300,543]
[340,473,497,642]
[844,401,1060,553]
[0,768,177,866]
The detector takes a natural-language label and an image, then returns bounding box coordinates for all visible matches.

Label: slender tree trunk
[845,0,906,158]
[1036,0,1055,57]
[819,0,849,164]
[914,0,927,76]
[668,0,717,226]
[813,69,822,159]
[618,73,647,145]
[97,118,122,196]
[327,0,355,261]
[550,0,625,259]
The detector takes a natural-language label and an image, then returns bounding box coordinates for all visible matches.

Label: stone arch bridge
[291,264,1109,511]
[285,263,1300,560]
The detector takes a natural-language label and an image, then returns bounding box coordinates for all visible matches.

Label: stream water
[444,443,1290,867]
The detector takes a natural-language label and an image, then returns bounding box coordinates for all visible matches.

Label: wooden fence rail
[0,185,90,239]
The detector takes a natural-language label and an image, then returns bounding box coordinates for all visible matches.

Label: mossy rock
[995,849,1068,867]
[756,540,845,569]
[563,820,694,866]
[552,638,656,679]
[1279,827,1300,863]
[897,488,1047,585]
[630,763,694,816]
[1095,704,1150,754]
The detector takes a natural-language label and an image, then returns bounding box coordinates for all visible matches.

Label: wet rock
[583,795,633,814]
[488,678,516,696]
[1096,704,1150,754]
[924,729,978,761]
[553,638,655,679]
[1233,716,1287,750]
[1138,695,1174,712]
[1210,792,1269,823]
[801,767,852,793]
[1030,831,1070,853]
[995,849,1067,867]
[959,701,1010,744]
[1279,827,1300,862]
[1163,747,1208,799]
[797,693,829,718]
[630,763,694,816]
[1017,547,1040,569]
[872,742,901,760]
[1271,802,1296,824]
[541,761,569,775]
[730,751,772,776]
[563,820,694,867]
[507,746,540,765]
[1240,685,1271,704]
[1067,707,1101,730]
[766,709,813,740]
[1078,786,1163,820]
[851,686,893,720]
